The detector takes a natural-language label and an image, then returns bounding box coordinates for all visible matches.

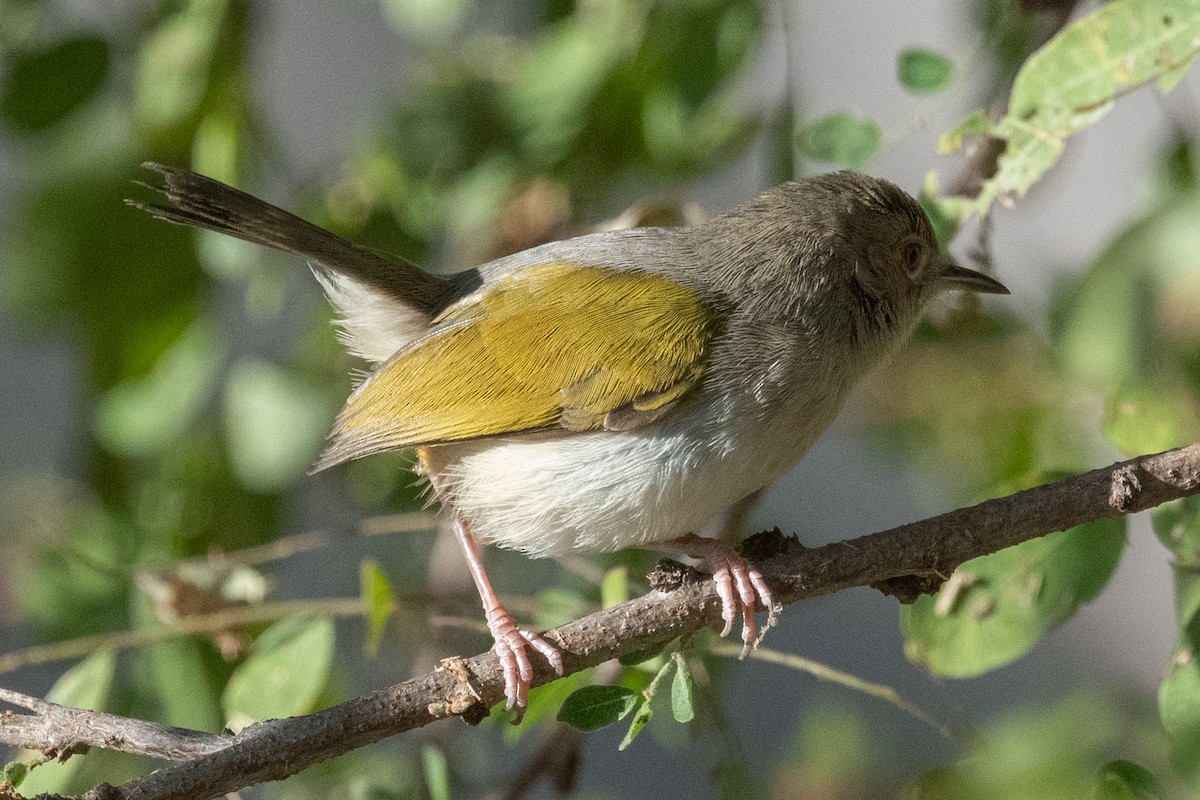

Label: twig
[2,444,1197,800]
[706,642,952,742]
[0,599,367,676]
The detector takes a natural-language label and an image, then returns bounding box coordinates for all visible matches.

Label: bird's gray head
[690,171,1007,346]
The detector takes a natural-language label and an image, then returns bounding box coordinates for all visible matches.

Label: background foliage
[1,0,1199,797]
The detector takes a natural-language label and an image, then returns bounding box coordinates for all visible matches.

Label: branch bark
[3,444,1197,800]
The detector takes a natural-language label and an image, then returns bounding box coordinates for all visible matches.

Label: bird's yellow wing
[315,262,718,469]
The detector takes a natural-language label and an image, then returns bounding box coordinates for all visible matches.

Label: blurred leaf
[903,516,1125,677]
[670,652,694,724]
[920,171,978,247]
[534,587,590,631]
[911,694,1118,800]
[382,0,468,39]
[17,650,115,795]
[1103,379,1200,456]
[1159,636,1200,787]
[131,588,224,732]
[4,477,131,636]
[222,615,335,731]
[1152,496,1200,567]
[506,13,628,165]
[941,0,1200,214]
[47,649,116,709]
[1154,496,1200,786]
[618,639,670,667]
[1095,760,1166,800]
[222,358,332,493]
[95,320,222,459]
[4,761,28,789]
[774,704,872,796]
[796,113,881,169]
[505,668,594,739]
[360,559,395,658]
[557,685,638,732]
[421,745,450,800]
[1058,190,1200,389]
[601,566,629,609]
[898,49,953,94]
[136,0,229,129]
[1057,230,1154,389]
[0,36,110,131]
[937,109,995,154]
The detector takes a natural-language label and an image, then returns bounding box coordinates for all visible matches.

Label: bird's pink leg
[450,516,564,709]
[651,533,779,657]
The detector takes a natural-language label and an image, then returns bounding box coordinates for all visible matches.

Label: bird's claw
[487,609,564,710]
[708,555,779,657]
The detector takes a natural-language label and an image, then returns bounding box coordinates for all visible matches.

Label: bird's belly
[422,407,831,558]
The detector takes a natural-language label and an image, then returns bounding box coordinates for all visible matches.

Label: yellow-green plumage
[317,262,719,468]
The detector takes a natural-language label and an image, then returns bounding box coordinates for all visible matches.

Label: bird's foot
[666,534,780,657]
[485,605,564,710]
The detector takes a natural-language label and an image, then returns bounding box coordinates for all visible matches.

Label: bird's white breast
[423,376,846,558]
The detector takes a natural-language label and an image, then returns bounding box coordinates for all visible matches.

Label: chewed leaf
[937,0,1200,216]
[902,516,1125,676]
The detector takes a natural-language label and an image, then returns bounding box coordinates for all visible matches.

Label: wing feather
[314,262,717,469]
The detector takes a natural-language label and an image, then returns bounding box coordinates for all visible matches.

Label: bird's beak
[935,258,1010,295]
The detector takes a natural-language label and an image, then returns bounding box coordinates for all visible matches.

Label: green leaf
[618,696,655,751]
[222,615,335,731]
[942,0,1200,215]
[421,745,451,800]
[1103,379,1199,456]
[0,36,110,131]
[4,761,28,789]
[902,516,1125,676]
[1152,496,1200,567]
[1058,190,1200,390]
[937,109,995,154]
[796,113,882,169]
[46,649,116,710]
[360,560,395,658]
[136,0,229,129]
[898,49,953,94]
[1160,643,1200,786]
[534,587,590,631]
[1095,760,1166,800]
[918,171,979,248]
[557,685,638,731]
[16,650,116,795]
[912,694,1119,799]
[618,639,670,667]
[505,668,594,739]
[670,653,695,724]
[223,358,333,493]
[619,656,677,750]
[94,320,222,459]
[600,566,629,609]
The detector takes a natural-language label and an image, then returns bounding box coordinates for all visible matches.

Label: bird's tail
[129,163,452,316]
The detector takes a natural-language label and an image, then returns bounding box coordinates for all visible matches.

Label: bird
[131,165,1008,709]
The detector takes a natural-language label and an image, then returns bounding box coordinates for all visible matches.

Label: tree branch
[3,444,1197,800]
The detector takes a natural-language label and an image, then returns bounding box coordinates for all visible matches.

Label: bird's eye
[902,241,923,276]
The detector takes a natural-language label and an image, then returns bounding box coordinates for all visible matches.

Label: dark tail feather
[129,163,452,315]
